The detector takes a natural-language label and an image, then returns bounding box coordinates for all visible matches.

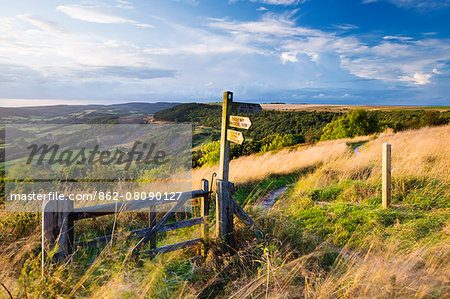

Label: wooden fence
[42,180,211,269]
[42,177,263,273]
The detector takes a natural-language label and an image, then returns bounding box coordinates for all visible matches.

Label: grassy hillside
[0,125,448,297]
[191,125,449,297]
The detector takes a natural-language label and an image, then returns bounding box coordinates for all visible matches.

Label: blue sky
[0,0,449,106]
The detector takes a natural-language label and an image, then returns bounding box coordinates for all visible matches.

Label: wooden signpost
[216,91,263,248]
[234,102,262,114]
[229,115,252,130]
[218,92,261,181]
[227,129,244,145]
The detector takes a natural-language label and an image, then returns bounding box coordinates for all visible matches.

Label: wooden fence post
[216,179,234,249]
[382,143,391,209]
[42,198,74,274]
[219,91,233,181]
[201,179,210,255]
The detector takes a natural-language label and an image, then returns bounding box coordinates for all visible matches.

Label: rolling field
[260,103,450,113]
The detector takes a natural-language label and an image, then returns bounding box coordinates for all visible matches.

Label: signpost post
[216,91,262,248]
[218,91,233,181]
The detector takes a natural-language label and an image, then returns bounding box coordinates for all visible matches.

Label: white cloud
[432,68,441,74]
[399,72,432,85]
[208,14,322,38]
[0,15,161,72]
[281,52,298,63]
[116,0,134,9]
[116,4,134,9]
[17,14,67,34]
[207,13,450,86]
[56,5,152,28]
[306,51,319,62]
[136,23,154,28]
[1,7,448,103]
[250,0,304,4]
[383,35,413,41]
[332,23,359,30]
[362,0,450,9]
[172,0,200,5]
[257,6,268,11]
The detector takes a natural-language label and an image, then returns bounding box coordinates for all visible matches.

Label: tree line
[154,103,450,167]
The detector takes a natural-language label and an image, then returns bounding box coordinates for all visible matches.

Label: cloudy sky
[0,0,449,106]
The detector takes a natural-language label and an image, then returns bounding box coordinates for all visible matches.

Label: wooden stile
[42,183,212,274]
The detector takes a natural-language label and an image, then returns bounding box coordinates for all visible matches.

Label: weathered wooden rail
[42,180,211,269]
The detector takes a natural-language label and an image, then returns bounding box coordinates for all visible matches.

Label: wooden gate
[42,180,211,270]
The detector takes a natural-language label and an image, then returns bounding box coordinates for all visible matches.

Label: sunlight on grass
[1,125,448,297]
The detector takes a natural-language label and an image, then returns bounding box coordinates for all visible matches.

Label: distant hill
[0,102,180,123]
[154,103,221,123]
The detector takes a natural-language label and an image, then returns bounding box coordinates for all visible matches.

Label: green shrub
[260,134,303,152]
[321,109,379,140]
[198,141,220,167]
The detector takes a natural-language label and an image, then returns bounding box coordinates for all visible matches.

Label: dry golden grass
[193,138,353,187]
[1,125,448,298]
[193,125,449,190]
[342,125,449,180]
[315,237,450,298]
[189,126,450,298]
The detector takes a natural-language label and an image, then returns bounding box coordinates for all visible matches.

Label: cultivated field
[260,103,450,113]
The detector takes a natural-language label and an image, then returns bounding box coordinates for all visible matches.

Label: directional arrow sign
[233,102,262,114]
[227,129,245,145]
[229,115,252,130]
